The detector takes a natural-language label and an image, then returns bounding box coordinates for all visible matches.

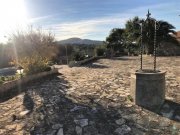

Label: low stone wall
[0,69,58,97]
[68,56,104,67]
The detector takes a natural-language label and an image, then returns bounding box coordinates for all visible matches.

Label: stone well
[130,70,166,110]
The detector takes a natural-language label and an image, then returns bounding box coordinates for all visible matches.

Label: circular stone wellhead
[130,70,166,111]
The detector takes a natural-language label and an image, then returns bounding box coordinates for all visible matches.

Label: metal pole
[153,21,157,71]
[140,23,143,70]
[65,45,68,64]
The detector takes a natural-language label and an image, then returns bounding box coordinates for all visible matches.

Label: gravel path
[0,56,180,135]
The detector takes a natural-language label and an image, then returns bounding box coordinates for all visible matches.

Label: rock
[16,124,24,131]
[39,113,45,120]
[115,118,125,125]
[76,114,85,119]
[75,126,82,135]
[70,106,86,112]
[83,126,99,135]
[48,130,57,135]
[114,125,131,135]
[19,110,30,117]
[52,124,63,130]
[5,124,16,130]
[74,119,88,127]
[174,115,180,121]
[91,107,98,113]
[0,129,6,134]
[57,128,63,135]
[131,127,146,135]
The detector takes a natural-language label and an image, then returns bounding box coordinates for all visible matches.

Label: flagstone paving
[0,56,180,135]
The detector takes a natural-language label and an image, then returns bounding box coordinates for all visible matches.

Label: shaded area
[139,99,180,122]
[0,74,59,103]
[159,100,180,122]
[0,67,16,76]
[111,56,138,61]
[82,62,109,69]
[23,75,129,135]
[23,92,34,112]
[0,57,180,135]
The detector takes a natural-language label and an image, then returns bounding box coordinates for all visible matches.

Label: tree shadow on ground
[158,100,180,122]
[81,62,109,69]
[15,74,179,135]
[23,75,125,135]
[140,99,180,122]
[110,56,138,61]
[1,73,179,135]
[23,91,34,112]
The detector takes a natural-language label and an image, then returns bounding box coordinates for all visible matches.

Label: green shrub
[1,76,5,81]
[72,52,85,61]
[68,61,79,67]
[94,47,106,56]
[0,75,18,85]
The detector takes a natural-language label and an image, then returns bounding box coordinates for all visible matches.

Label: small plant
[0,78,3,84]
[127,95,133,102]
[0,75,19,85]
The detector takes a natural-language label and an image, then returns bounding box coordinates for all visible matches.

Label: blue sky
[0,0,180,42]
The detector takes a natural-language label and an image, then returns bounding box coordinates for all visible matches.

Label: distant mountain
[57,38,103,45]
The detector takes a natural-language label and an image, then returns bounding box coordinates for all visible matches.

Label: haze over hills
[57,37,103,45]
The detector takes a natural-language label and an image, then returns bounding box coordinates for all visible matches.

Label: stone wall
[0,69,58,97]
[68,56,104,67]
[130,71,166,111]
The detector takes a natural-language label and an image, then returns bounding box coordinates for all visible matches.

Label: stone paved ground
[0,56,180,135]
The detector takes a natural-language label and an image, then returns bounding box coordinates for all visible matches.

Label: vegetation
[106,16,178,55]
[8,27,58,75]
[0,43,13,68]
[94,45,107,56]
[0,15,179,72]
[0,75,19,85]
[106,28,125,53]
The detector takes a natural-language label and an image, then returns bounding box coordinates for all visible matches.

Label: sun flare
[0,0,28,42]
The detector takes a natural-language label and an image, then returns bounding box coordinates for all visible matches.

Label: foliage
[94,45,106,56]
[106,28,125,52]
[16,55,50,75]
[0,75,18,85]
[0,43,13,68]
[68,61,79,67]
[106,16,178,55]
[124,16,142,54]
[124,16,177,54]
[72,51,85,61]
[7,27,57,74]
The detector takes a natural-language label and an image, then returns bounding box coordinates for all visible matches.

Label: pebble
[74,119,89,127]
[115,118,125,125]
[75,126,82,135]
[57,128,63,135]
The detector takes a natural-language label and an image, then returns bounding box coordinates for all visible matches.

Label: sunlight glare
[0,0,28,42]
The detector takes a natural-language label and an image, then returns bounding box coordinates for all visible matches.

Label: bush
[18,55,50,75]
[68,61,79,67]
[72,52,85,61]
[94,47,106,56]
[0,75,19,84]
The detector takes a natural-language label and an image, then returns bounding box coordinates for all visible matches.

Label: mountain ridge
[57,37,103,45]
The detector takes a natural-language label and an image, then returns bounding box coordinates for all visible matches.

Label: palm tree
[124,16,177,54]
